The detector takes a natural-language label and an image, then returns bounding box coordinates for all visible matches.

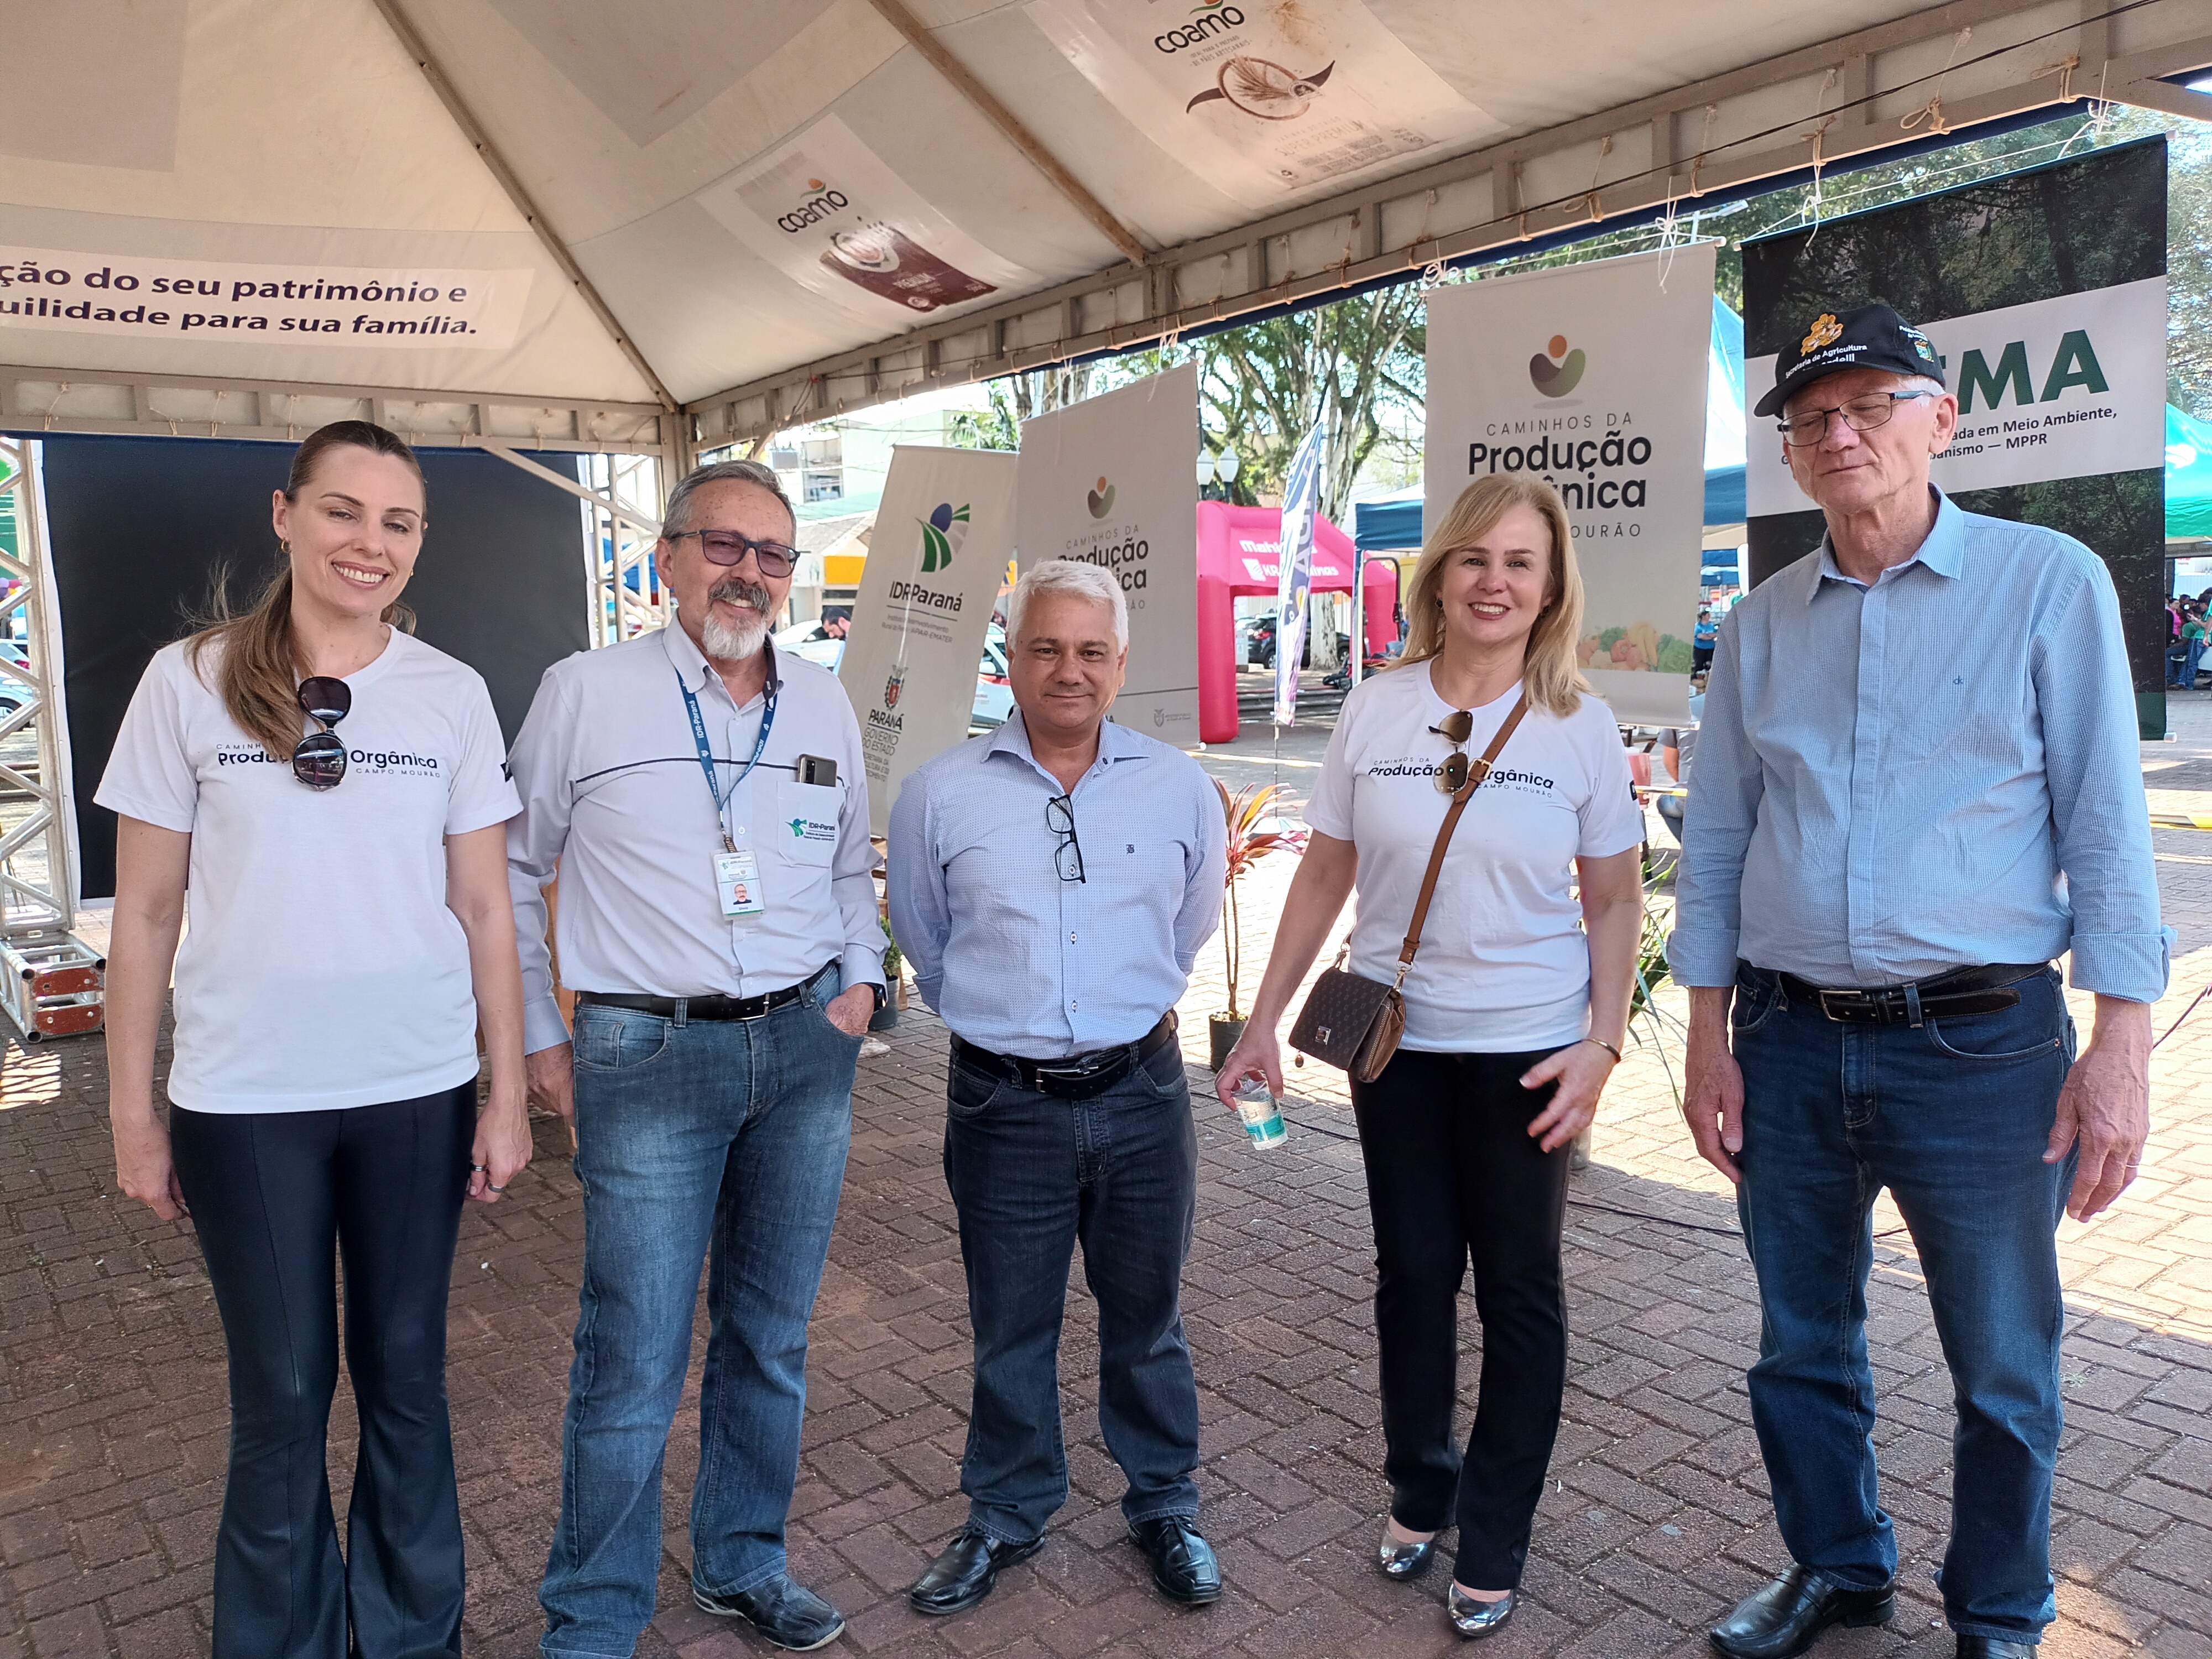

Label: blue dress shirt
[1670,490,2167,1002]
[889,712,1227,1059]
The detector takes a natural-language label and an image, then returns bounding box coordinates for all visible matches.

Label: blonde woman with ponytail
[97,422,526,1659]
[1217,474,1644,1642]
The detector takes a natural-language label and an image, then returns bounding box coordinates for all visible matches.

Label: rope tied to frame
[41,382,70,431]
[1902,26,1973,136]
[1689,104,1718,197]
[1583,134,1614,223]
[2035,50,2080,104]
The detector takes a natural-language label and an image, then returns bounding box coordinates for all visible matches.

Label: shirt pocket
[772,780,842,868]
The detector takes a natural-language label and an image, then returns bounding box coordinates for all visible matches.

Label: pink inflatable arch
[1196,500,1400,744]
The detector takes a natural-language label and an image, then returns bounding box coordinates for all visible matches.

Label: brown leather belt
[952,1011,1179,1099]
[1768,962,2049,1025]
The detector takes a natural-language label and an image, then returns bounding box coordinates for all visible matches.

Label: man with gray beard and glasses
[507,459,885,1656]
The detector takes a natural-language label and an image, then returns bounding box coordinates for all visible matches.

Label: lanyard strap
[675,669,776,849]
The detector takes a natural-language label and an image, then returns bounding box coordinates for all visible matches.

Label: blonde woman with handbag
[1215,474,1644,1640]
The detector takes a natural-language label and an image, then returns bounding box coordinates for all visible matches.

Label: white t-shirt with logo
[1304,664,1644,1053]
[96,630,521,1113]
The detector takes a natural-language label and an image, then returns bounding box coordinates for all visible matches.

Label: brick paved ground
[3,695,2209,1659]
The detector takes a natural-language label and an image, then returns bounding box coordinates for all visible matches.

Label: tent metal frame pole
[689,0,2212,446]
[0,435,105,1042]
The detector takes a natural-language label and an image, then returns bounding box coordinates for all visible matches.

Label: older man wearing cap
[1671,304,2164,1659]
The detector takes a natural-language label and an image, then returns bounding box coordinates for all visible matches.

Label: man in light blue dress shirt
[1672,305,2164,1659]
[889,559,1227,1618]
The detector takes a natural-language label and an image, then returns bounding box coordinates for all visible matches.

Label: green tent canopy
[2171,404,2212,544]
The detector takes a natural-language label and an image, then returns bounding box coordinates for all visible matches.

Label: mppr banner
[1017,363,1201,747]
[1744,137,2169,726]
[1426,244,1714,725]
[840,445,1018,834]
[1745,277,2168,513]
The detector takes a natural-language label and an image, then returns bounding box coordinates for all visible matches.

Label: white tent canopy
[3,0,2208,471]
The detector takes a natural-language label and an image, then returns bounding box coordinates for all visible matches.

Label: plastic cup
[1234,1079,1287,1148]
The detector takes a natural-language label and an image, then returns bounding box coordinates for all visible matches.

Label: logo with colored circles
[1528,335,1587,398]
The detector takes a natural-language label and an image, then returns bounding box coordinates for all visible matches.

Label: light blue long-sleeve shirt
[888,711,1226,1059]
[1670,489,2167,1002]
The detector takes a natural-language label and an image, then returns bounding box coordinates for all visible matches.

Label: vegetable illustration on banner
[1273,422,1323,727]
[1025,0,1500,207]
[697,116,1032,325]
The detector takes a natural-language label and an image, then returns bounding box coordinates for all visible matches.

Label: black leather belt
[578,963,834,1023]
[952,1012,1179,1099]
[1770,962,2048,1025]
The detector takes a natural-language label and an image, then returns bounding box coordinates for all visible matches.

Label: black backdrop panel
[43,435,590,899]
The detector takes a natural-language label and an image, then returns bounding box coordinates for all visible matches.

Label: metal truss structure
[690,0,2212,447]
[0,434,104,1041]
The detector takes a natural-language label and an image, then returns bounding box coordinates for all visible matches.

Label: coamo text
[1468,434,1655,511]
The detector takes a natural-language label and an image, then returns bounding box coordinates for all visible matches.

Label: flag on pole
[1272,423,1323,727]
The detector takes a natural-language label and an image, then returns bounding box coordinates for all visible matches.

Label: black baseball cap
[1754,302,1945,418]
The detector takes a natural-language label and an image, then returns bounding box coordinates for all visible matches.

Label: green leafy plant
[1215,780,1305,1021]
[879,911,902,982]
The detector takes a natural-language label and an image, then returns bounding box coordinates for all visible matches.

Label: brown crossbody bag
[1287,693,1531,1081]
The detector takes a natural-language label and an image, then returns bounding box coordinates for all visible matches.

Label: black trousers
[170,1084,475,1659]
[1349,1046,1573,1590]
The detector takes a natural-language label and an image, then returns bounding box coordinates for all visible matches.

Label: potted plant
[1211,779,1305,1070]
[872,914,902,1032]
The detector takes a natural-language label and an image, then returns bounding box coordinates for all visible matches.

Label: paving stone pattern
[4,701,2210,1659]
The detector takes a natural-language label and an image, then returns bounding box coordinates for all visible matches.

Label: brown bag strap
[1394,692,1529,978]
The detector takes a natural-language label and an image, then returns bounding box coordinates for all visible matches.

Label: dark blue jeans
[1731,962,2077,1645]
[170,1084,476,1659]
[539,968,860,1659]
[941,1036,1201,1544]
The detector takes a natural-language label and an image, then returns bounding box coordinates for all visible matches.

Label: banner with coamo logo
[1016,362,1201,745]
[1425,244,1715,725]
[1027,0,1499,208]
[696,115,1032,326]
[839,445,1018,834]
[1743,138,2169,731]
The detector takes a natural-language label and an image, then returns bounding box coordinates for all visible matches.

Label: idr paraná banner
[839,445,1018,834]
[0,246,533,348]
[1016,363,1201,746]
[1425,243,1714,725]
[1743,138,2168,733]
[697,115,1032,326]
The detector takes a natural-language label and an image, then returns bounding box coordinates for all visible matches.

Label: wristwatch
[867,981,889,1015]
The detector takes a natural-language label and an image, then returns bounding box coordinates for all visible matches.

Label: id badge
[714,849,765,917]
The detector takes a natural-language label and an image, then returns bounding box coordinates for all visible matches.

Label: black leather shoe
[1710,1564,1895,1659]
[1377,1521,1437,1580]
[1955,1640,2036,1658]
[907,1527,1045,1615]
[1447,1584,1516,1639]
[693,1572,844,1651]
[1128,1515,1223,1605]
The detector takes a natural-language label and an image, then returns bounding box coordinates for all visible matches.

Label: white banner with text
[0,246,533,349]
[840,445,1019,835]
[1426,246,1714,725]
[1017,363,1201,747]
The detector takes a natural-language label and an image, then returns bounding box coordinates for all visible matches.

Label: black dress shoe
[1128,1515,1223,1604]
[1710,1564,1895,1659]
[908,1527,1045,1615]
[693,1571,845,1651]
[1955,1640,2036,1658]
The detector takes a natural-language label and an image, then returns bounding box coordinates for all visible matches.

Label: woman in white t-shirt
[1218,474,1644,1641]
[97,422,527,1659]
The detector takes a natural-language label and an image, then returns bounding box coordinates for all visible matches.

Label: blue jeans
[1730,962,2077,1644]
[2188,639,2205,688]
[539,967,862,1659]
[941,1036,1201,1543]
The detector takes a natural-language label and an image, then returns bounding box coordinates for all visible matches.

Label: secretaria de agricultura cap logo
[1087,476,1117,518]
[1528,334,1586,398]
[1802,313,1843,354]
[919,502,969,573]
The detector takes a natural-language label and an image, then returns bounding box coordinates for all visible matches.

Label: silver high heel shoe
[1376,1521,1436,1580]
[1447,1584,1516,1639]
